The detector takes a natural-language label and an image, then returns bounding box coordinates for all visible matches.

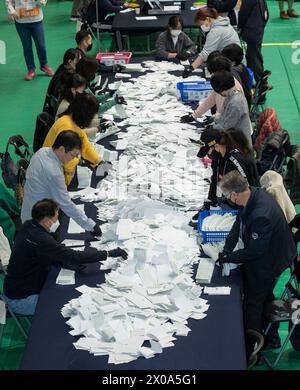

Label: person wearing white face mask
[3,199,128,316]
[155,15,196,61]
[182,7,241,78]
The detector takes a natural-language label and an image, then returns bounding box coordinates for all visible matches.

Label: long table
[112,0,201,50]
[21,255,246,370]
[20,59,247,370]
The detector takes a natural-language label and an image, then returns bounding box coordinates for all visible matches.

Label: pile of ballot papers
[62,62,217,364]
[62,198,211,364]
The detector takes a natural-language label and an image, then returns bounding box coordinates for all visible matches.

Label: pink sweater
[193,78,243,119]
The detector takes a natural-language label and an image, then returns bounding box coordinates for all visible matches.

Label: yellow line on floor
[262,42,300,46]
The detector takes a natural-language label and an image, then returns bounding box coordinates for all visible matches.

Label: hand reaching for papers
[108,247,128,260]
[91,224,102,238]
[180,113,194,123]
[113,64,126,73]
[182,65,194,79]
[115,95,127,105]
[176,51,192,61]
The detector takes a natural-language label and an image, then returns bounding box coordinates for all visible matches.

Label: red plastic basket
[96,52,132,66]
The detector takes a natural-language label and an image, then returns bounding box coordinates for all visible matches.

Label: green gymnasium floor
[0,0,300,370]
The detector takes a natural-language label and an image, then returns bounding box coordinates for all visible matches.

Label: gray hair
[219,171,249,195]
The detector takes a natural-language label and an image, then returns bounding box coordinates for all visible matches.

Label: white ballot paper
[203,286,231,295]
[56,269,75,285]
[67,205,85,234]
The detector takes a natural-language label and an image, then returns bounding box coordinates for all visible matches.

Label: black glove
[113,64,126,73]
[108,247,128,260]
[202,115,214,126]
[115,95,127,105]
[181,113,195,123]
[182,65,194,79]
[176,51,191,61]
[216,252,229,266]
[91,224,102,237]
[108,89,116,97]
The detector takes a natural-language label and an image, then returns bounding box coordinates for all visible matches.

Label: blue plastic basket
[198,210,239,243]
[177,81,213,102]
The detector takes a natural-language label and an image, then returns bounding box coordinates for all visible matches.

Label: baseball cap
[197,128,223,158]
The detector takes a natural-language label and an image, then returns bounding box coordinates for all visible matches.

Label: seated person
[211,71,252,145]
[181,52,244,123]
[43,94,102,187]
[43,49,80,116]
[86,0,129,26]
[191,127,259,223]
[55,73,99,139]
[4,199,128,315]
[222,43,252,109]
[76,56,127,115]
[21,131,101,236]
[155,16,196,61]
[74,30,124,74]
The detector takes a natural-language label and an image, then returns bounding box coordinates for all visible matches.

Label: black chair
[33,112,54,153]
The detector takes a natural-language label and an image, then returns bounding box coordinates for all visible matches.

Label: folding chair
[261,255,300,369]
[0,294,30,344]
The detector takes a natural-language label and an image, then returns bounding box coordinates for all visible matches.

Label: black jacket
[232,64,252,109]
[88,0,123,24]
[238,0,269,44]
[224,187,297,293]
[208,150,260,202]
[4,220,107,299]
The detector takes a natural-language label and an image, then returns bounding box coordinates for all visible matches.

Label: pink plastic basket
[96,52,132,66]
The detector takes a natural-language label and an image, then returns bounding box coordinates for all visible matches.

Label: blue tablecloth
[21,259,246,370]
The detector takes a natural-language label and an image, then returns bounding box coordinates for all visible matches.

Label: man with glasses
[21,130,102,237]
[217,171,296,358]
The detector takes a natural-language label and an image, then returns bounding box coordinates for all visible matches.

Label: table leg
[115,30,123,51]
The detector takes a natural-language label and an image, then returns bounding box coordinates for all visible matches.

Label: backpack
[0,135,32,206]
[284,146,300,205]
[256,129,290,176]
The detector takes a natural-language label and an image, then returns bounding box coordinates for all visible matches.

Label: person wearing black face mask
[216,171,297,364]
[74,30,125,74]
[3,199,128,316]
[190,128,259,224]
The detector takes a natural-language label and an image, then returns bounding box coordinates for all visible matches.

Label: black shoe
[246,330,265,369]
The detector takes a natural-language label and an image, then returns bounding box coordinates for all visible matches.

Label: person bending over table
[216,171,297,358]
[210,71,252,145]
[190,127,259,224]
[43,93,102,187]
[4,199,128,316]
[181,51,244,125]
[182,7,240,78]
[21,131,102,237]
[76,56,127,115]
[155,15,196,62]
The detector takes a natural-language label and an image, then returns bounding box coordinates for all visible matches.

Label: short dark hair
[219,171,249,194]
[168,15,183,29]
[222,44,244,65]
[76,56,98,83]
[61,93,99,128]
[52,130,82,152]
[32,199,59,222]
[60,73,87,103]
[207,52,231,74]
[210,71,235,93]
[75,30,91,45]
